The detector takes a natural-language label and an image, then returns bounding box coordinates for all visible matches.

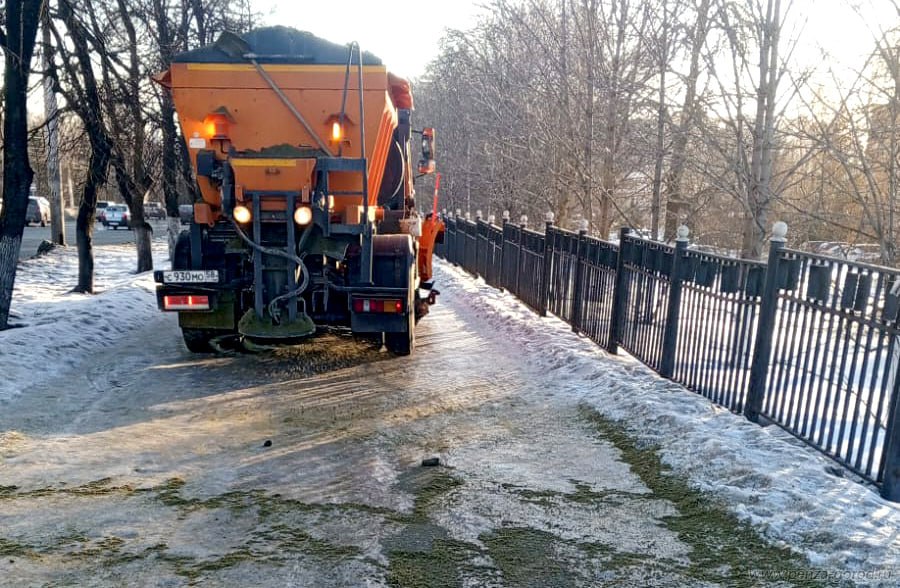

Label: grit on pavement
[0,266,848,586]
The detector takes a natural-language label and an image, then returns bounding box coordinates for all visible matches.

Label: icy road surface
[0,259,881,587]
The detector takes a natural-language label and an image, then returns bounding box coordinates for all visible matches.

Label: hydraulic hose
[230,217,311,323]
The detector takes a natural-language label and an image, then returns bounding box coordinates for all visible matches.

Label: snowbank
[434,259,900,582]
[0,242,168,405]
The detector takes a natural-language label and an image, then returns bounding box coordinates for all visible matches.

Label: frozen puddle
[1,265,840,587]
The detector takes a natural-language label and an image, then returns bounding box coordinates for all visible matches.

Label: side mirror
[418,127,436,174]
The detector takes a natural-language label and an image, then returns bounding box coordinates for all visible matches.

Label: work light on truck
[294,206,312,225]
[204,111,230,141]
[233,205,251,224]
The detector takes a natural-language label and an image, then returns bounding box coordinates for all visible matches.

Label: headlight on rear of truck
[233,205,251,224]
[294,206,312,226]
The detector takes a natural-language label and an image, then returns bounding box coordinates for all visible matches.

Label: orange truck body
[153,27,443,353]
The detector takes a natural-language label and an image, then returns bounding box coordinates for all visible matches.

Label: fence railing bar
[857,324,890,473]
[812,312,841,447]
[824,316,855,452]
[789,293,815,432]
[793,290,818,436]
[843,276,882,464]
[771,293,799,424]
[846,317,877,467]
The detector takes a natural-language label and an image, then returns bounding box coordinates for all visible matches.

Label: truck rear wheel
[182,328,215,353]
[384,261,416,356]
[385,310,414,355]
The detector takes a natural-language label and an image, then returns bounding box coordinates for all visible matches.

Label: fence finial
[579,218,589,233]
[502,210,510,222]
[772,221,788,242]
[676,225,690,242]
[455,208,462,219]
[545,211,555,224]
[520,215,528,227]
[476,209,482,220]
[465,211,471,221]
[487,214,496,224]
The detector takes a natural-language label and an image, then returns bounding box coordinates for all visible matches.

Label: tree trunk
[0,0,43,329]
[583,0,597,231]
[75,144,109,293]
[111,155,154,273]
[742,0,781,260]
[650,4,670,240]
[114,0,153,273]
[42,9,65,246]
[66,161,76,207]
[134,218,154,273]
[75,204,95,294]
[160,79,183,259]
[54,0,113,292]
[663,0,710,241]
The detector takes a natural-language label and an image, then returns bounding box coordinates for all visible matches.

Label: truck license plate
[162,270,219,284]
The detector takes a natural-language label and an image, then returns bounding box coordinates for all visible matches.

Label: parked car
[145,202,166,220]
[804,241,882,263]
[96,200,114,224]
[103,205,130,230]
[25,196,51,227]
[179,204,194,225]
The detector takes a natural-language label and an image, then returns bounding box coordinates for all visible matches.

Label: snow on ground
[0,240,168,406]
[433,259,900,581]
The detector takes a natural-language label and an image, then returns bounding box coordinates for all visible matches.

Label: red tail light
[163,295,210,311]
[352,298,403,313]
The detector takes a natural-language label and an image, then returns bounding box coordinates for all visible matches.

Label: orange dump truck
[152,27,443,354]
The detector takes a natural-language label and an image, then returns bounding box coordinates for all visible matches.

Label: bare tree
[662,0,711,240]
[41,6,65,246]
[45,0,115,293]
[0,0,44,329]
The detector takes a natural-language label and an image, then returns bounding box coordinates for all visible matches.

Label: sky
[259,0,899,82]
[260,0,486,79]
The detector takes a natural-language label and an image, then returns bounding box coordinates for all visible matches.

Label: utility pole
[42,9,65,245]
[66,161,75,208]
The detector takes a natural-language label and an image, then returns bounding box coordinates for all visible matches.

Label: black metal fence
[434,216,900,502]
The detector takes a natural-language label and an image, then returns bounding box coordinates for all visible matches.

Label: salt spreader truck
[152,27,444,355]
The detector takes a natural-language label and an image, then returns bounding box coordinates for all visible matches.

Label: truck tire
[385,310,414,355]
[182,328,214,353]
[384,262,416,356]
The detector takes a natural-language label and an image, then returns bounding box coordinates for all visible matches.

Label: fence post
[571,219,589,333]
[660,226,690,378]
[453,209,462,266]
[445,215,453,264]
[607,227,632,355]
[499,210,510,292]
[881,363,900,501]
[474,210,483,278]
[514,215,528,297]
[539,212,555,317]
[745,221,788,423]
